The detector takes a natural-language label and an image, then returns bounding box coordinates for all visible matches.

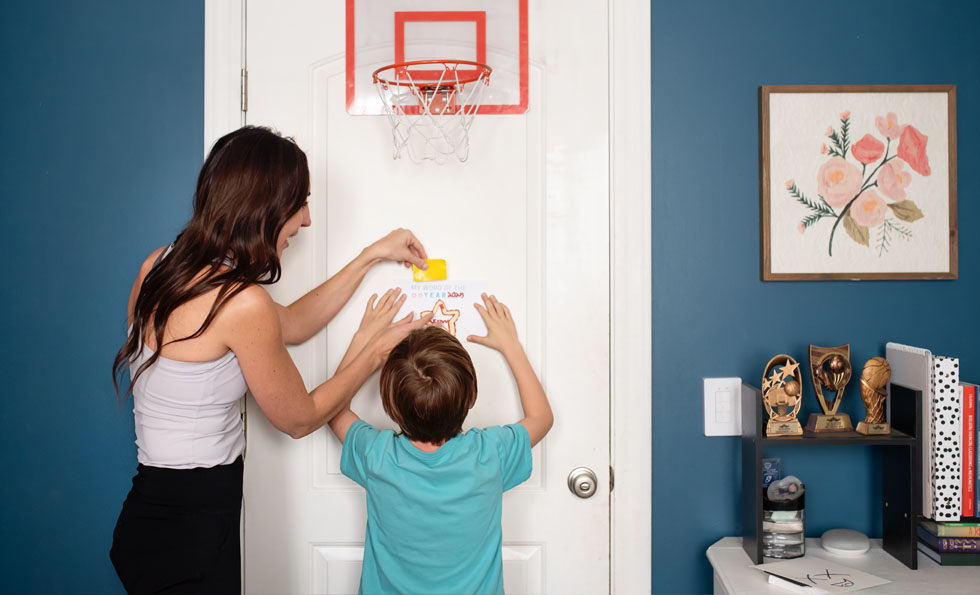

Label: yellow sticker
[413,259,447,282]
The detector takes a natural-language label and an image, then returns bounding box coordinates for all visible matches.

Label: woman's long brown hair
[113,126,310,397]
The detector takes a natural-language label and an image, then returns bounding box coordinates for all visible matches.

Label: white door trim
[204,0,244,153]
[608,1,652,593]
[204,1,652,592]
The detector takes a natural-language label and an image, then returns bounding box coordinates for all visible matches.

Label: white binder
[886,342,933,515]
[885,342,963,520]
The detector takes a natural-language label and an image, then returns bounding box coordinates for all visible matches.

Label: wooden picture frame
[760,85,956,281]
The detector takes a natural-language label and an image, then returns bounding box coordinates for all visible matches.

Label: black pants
[110,457,243,594]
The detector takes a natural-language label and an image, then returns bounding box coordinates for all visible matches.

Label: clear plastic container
[762,487,805,559]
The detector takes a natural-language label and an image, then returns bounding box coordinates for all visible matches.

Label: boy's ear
[468,395,477,409]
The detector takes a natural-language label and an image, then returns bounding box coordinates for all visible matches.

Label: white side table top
[707,537,980,595]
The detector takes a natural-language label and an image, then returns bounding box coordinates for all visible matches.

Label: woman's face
[277,202,311,257]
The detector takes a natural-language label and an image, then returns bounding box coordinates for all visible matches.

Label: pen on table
[764,571,812,588]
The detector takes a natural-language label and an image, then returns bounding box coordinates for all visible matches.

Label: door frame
[204,1,651,592]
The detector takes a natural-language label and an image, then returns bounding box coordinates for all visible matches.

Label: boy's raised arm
[328,288,431,443]
[468,293,554,447]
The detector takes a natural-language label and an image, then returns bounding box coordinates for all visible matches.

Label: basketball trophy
[762,355,804,436]
[856,357,892,435]
[806,344,853,432]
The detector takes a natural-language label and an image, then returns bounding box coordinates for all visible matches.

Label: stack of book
[917,520,980,566]
[886,343,978,519]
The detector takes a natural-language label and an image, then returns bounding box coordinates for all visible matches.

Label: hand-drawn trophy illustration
[856,357,892,435]
[762,355,804,437]
[806,344,853,432]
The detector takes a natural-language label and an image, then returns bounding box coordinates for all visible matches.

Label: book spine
[930,356,961,520]
[937,524,980,537]
[965,384,976,517]
[935,536,980,553]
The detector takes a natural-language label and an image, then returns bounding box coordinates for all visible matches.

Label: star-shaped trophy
[762,354,804,437]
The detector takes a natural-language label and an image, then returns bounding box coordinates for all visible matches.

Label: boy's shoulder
[459,423,530,452]
[345,420,530,460]
[464,423,529,438]
[345,419,397,450]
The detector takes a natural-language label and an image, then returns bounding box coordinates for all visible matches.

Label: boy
[328,291,553,594]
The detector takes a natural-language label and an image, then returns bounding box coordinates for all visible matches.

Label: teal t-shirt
[340,419,533,595]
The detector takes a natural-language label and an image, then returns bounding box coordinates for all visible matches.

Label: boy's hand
[467,293,520,354]
[469,292,553,447]
[357,288,407,340]
[361,288,433,366]
[340,288,431,371]
[368,309,432,367]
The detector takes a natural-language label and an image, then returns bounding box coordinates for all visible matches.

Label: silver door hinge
[241,69,248,113]
[609,466,615,492]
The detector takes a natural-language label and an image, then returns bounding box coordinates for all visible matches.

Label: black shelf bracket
[740,382,922,569]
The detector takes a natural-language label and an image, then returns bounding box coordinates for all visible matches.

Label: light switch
[715,390,733,423]
[704,377,742,436]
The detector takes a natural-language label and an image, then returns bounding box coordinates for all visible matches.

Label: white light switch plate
[703,377,742,436]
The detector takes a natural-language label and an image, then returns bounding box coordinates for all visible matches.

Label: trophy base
[856,421,891,435]
[805,413,853,433]
[766,419,803,437]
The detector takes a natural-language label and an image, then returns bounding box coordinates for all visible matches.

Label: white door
[242,1,610,592]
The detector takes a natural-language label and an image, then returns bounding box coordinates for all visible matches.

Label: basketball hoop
[372,60,492,163]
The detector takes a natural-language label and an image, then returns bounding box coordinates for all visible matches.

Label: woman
[109,126,429,593]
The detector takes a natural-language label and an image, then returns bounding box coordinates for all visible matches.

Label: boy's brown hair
[380,325,477,443]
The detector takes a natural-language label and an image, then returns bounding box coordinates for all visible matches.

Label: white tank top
[131,343,247,469]
[129,244,247,468]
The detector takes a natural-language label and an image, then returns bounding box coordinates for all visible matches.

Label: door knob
[567,467,598,498]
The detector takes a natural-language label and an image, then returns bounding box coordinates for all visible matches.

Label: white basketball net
[373,61,491,163]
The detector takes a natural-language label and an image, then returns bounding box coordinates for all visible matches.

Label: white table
[707,537,980,594]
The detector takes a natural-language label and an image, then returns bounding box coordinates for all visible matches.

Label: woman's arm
[276,229,428,345]
[224,285,428,438]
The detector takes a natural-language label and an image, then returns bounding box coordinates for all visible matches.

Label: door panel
[244,2,609,593]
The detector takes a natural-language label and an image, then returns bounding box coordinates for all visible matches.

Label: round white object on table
[820,528,870,556]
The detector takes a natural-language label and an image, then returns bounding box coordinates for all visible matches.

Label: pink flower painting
[897,125,931,176]
[874,112,902,139]
[817,157,862,208]
[788,110,928,257]
[877,160,912,200]
[850,190,888,228]
[851,134,884,165]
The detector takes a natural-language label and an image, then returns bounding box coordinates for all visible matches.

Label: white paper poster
[754,557,890,593]
[394,280,489,340]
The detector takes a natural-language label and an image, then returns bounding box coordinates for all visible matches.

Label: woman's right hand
[365,228,428,270]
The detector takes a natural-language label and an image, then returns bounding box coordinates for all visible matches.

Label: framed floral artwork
[760,85,956,280]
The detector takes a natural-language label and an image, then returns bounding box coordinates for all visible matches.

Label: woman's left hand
[366,228,428,269]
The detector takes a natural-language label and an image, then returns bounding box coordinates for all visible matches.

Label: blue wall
[0,2,203,591]
[3,1,978,593]
[652,0,979,593]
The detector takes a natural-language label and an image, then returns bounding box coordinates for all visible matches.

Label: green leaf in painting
[843,213,869,246]
[887,200,924,222]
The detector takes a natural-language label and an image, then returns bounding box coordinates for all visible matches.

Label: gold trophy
[806,344,853,432]
[762,354,804,436]
[856,357,891,435]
